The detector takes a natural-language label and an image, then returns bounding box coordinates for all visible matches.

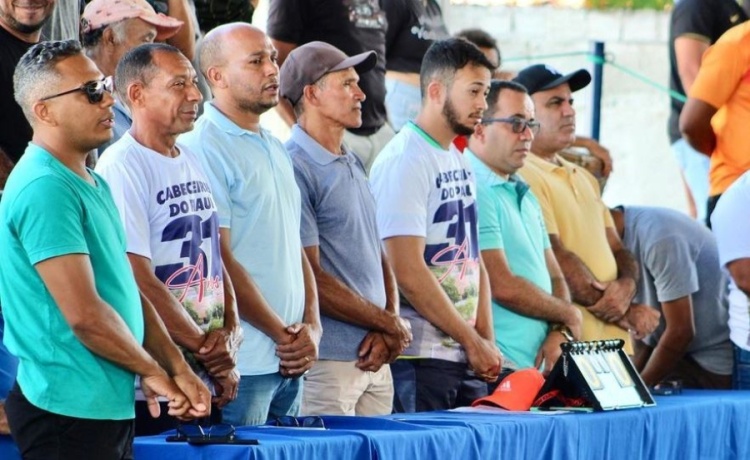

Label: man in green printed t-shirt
[0,40,210,460]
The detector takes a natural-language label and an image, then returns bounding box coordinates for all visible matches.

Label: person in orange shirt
[680,21,750,226]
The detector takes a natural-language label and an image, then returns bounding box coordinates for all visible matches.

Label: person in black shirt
[267,0,393,172]
[193,0,255,33]
[0,0,56,188]
[383,0,448,131]
[668,0,747,222]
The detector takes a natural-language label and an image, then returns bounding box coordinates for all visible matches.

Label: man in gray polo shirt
[280,41,412,415]
[610,205,732,388]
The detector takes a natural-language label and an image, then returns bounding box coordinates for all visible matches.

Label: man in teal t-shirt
[467,80,582,375]
[0,40,210,459]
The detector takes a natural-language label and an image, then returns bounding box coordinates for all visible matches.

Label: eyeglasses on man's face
[481,116,540,135]
[40,76,113,104]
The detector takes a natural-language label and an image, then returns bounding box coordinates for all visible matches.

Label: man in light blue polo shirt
[279,41,412,415]
[180,23,321,426]
[467,80,582,374]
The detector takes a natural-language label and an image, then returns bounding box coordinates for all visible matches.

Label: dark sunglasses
[40,76,113,104]
[481,116,540,135]
[166,423,236,442]
[272,415,326,429]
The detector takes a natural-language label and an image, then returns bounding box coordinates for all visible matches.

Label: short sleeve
[476,185,504,251]
[644,237,700,302]
[266,0,304,44]
[292,162,320,248]
[602,205,615,229]
[519,166,559,236]
[671,0,712,43]
[528,193,551,249]
[370,152,430,239]
[690,28,750,109]
[9,178,89,265]
[712,176,750,268]
[579,167,614,229]
[96,159,152,259]
[382,0,406,54]
[191,141,234,229]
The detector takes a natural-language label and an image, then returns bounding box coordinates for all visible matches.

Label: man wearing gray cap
[280,41,412,416]
[514,65,659,348]
[267,0,391,172]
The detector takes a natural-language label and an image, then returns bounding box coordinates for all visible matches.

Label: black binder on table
[533,339,656,411]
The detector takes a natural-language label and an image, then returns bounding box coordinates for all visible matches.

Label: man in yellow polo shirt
[680,21,750,226]
[513,65,660,350]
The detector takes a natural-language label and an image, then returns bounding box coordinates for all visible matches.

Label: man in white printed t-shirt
[96,43,242,434]
[370,38,503,412]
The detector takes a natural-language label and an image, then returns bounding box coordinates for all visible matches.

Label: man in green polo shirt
[0,40,210,459]
[466,80,582,375]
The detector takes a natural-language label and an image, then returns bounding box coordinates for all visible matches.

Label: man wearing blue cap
[514,65,660,350]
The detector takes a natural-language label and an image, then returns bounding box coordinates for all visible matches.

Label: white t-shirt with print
[370,122,480,363]
[96,132,225,386]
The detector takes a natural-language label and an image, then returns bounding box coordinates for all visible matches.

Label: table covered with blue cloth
[130,391,750,460]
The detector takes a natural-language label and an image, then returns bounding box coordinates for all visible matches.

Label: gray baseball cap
[279,41,377,106]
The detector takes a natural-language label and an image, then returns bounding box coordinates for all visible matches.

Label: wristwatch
[551,324,574,342]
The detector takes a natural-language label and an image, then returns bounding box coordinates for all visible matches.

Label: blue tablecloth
[134,416,478,460]
[133,391,750,460]
[386,390,750,459]
[0,435,19,460]
[135,427,370,460]
[4,391,750,459]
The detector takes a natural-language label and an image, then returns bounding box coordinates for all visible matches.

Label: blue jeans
[221,373,302,426]
[733,345,750,390]
[671,138,710,222]
[385,78,421,132]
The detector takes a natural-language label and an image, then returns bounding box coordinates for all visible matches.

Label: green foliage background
[585,0,672,10]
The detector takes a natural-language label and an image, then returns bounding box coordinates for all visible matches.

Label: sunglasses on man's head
[40,76,113,104]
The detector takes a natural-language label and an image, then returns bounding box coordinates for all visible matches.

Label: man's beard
[238,95,277,116]
[0,9,51,35]
[442,96,476,137]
